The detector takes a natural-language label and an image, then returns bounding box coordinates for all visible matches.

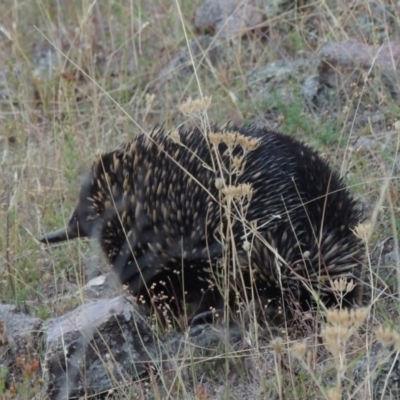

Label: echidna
[40,125,365,319]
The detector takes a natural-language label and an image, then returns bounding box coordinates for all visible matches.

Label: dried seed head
[232,156,246,173]
[331,278,355,294]
[322,324,351,355]
[353,307,369,326]
[145,93,155,109]
[242,240,250,252]
[302,250,310,258]
[168,128,181,144]
[270,337,283,354]
[208,132,225,146]
[326,385,342,400]
[325,308,367,328]
[215,178,224,190]
[220,132,239,148]
[291,341,307,360]
[236,133,261,151]
[179,96,211,115]
[221,183,253,201]
[352,222,372,242]
[375,325,400,349]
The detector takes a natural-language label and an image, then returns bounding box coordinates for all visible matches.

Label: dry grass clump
[322,308,368,375]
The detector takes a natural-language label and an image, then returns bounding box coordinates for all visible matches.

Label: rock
[175,321,243,353]
[319,40,400,71]
[247,57,319,104]
[0,304,44,391]
[156,35,222,86]
[301,74,334,109]
[193,0,264,40]
[44,295,156,399]
[43,294,245,398]
[353,343,400,399]
[318,41,400,96]
[0,304,43,349]
[298,41,400,111]
[263,0,295,19]
[346,1,399,44]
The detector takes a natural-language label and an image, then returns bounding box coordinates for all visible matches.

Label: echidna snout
[40,211,85,243]
[40,176,104,244]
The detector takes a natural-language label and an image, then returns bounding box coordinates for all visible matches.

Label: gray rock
[44,295,155,399]
[318,41,400,98]
[301,74,334,109]
[354,343,400,399]
[0,304,44,392]
[346,1,399,44]
[43,294,245,399]
[247,57,319,104]
[193,0,264,40]
[156,35,222,87]
[0,304,43,347]
[294,41,400,111]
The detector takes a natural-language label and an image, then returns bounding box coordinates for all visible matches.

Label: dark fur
[41,125,365,318]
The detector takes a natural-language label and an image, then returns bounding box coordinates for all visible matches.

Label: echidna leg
[111,247,169,295]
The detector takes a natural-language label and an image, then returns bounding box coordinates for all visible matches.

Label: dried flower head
[208,132,225,146]
[236,133,261,151]
[168,128,181,144]
[322,324,350,355]
[179,96,211,115]
[145,93,155,109]
[325,308,368,328]
[232,156,246,173]
[215,178,224,190]
[270,337,283,354]
[353,307,369,326]
[351,222,372,242]
[291,341,307,360]
[326,384,342,400]
[331,277,356,294]
[221,183,253,201]
[242,240,250,252]
[220,132,239,148]
[375,325,400,349]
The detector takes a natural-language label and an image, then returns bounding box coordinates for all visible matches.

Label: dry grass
[0,0,399,398]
